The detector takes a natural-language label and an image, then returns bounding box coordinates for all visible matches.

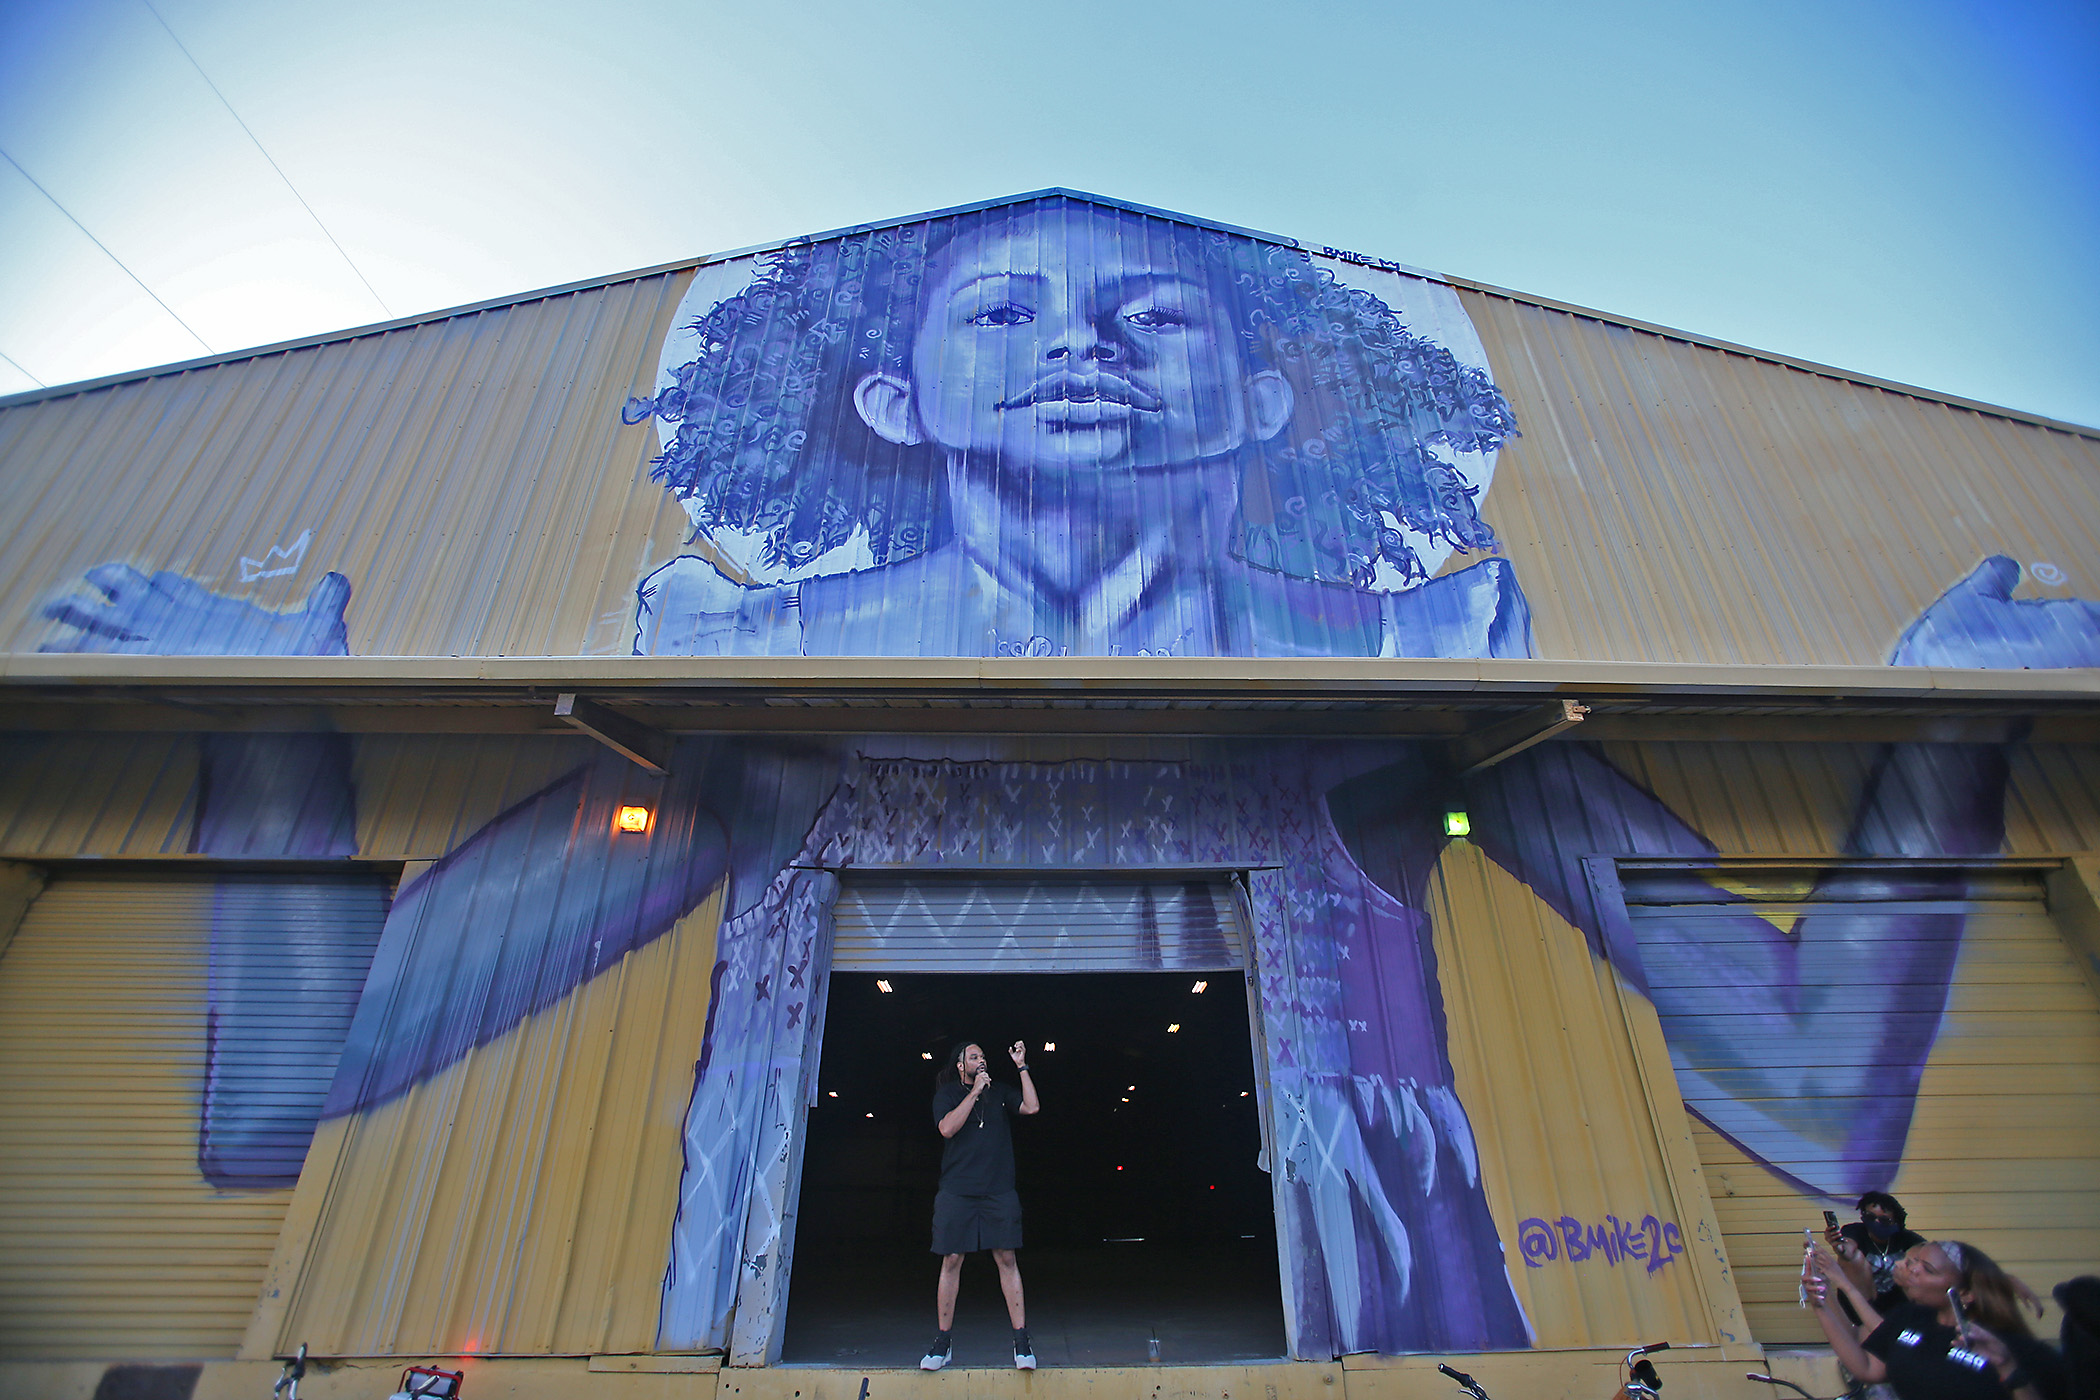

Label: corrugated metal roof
[1460,289,2100,667]
[0,272,692,659]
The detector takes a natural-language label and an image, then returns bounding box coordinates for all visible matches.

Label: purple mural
[620,196,1524,660]
[28,191,2100,1357]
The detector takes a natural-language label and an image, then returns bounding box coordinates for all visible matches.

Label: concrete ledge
[591,1352,724,1373]
[0,1350,1848,1400]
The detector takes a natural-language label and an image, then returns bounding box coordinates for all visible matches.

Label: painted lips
[997,371,1163,413]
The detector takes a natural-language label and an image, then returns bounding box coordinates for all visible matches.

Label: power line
[0,349,46,389]
[0,147,215,356]
[140,0,392,318]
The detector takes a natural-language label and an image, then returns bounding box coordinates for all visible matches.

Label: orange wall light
[614,805,653,834]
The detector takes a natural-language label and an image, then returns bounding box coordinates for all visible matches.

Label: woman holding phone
[1803,1239,2064,1400]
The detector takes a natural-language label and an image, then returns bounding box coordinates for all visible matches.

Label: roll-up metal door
[832,876,1246,972]
[0,870,390,1360]
[1622,862,2100,1345]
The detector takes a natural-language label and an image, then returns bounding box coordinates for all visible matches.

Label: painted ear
[853,373,924,445]
[1247,370,1294,442]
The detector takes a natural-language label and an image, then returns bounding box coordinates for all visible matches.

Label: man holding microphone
[922,1040,1040,1371]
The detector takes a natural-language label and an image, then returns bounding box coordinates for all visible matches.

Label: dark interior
[781,970,1286,1368]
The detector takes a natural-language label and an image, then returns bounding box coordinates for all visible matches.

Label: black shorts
[930,1189,1023,1255]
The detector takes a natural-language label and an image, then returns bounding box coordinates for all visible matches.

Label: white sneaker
[1014,1333,1036,1370]
[920,1334,952,1371]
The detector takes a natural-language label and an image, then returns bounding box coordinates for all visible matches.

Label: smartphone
[1948,1287,1969,1333]
[1823,1210,1839,1230]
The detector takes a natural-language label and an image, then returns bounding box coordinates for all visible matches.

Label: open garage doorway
[781,970,1284,1367]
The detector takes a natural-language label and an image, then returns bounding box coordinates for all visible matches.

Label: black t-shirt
[1863,1302,2065,1400]
[1843,1222,1928,1301]
[931,1078,1021,1196]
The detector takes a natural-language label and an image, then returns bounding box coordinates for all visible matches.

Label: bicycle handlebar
[1437,1362,1491,1400]
[272,1345,307,1400]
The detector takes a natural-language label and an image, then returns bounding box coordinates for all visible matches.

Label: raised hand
[1891,556,2100,669]
[633,556,797,656]
[41,565,351,656]
[1009,1040,1028,1068]
[1956,1322,2014,1372]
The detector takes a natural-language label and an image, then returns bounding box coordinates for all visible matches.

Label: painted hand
[633,555,796,657]
[41,565,351,656]
[1891,556,2100,669]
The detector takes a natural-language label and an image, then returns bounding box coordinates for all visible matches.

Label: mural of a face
[633,195,1519,595]
[857,206,1291,486]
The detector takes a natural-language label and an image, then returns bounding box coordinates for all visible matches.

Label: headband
[1935,1241,1968,1274]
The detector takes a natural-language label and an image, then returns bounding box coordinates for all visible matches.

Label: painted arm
[1464,738,2007,1197]
[41,565,351,655]
[40,563,358,1182]
[317,741,793,1119]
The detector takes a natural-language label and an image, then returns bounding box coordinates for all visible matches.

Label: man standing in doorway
[923,1040,1039,1371]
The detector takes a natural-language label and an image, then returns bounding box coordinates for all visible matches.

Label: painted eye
[968,303,1034,327]
[1125,306,1189,331]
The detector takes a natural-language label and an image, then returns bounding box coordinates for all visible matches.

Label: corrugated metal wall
[1598,740,2100,1345]
[0,872,383,1358]
[1,729,2094,1359]
[0,276,693,659]
[1456,289,2100,666]
[0,733,597,860]
[1688,885,2100,1345]
[349,735,599,859]
[0,734,199,855]
[267,887,724,1357]
[1425,838,1736,1348]
[831,877,1246,971]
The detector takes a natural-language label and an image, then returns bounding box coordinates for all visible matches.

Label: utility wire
[0,349,46,389]
[0,147,215,355]
[141,0,392,318]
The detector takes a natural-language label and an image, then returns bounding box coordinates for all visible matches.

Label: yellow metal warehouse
[0,191,2094,1400]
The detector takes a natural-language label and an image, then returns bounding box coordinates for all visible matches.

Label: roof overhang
[3,655,2095,749]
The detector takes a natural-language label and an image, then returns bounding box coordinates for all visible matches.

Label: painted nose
[1045,317,1123,364]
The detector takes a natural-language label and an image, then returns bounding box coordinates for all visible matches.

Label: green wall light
[1444,811,1471,837]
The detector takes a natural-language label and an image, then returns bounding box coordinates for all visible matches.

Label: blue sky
[1,0,2095,426]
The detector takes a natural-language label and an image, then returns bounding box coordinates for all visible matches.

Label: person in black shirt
[920,1040,1040,1372]
[1825,1192,1928,1314]
[1805,1238,2065,1400]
